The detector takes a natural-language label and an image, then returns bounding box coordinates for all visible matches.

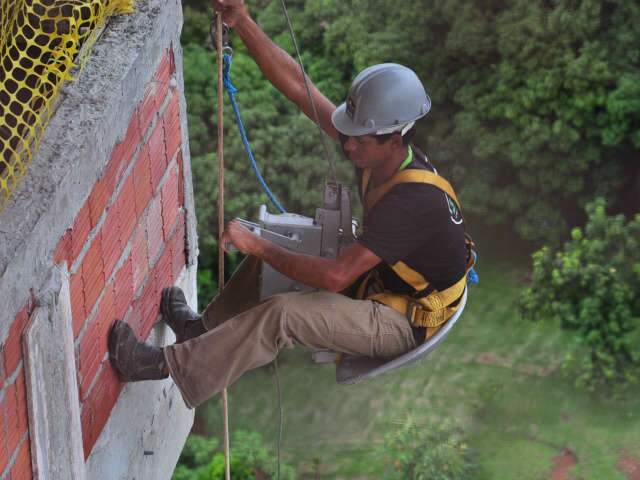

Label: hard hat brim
[331,104,375,137]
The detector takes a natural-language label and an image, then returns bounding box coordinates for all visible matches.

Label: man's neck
[371,145,410,186]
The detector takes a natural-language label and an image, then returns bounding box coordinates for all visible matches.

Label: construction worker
[108,0,469,409]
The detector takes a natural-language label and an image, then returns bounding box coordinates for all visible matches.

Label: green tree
[452,0,640,242]
[520,198,640,388]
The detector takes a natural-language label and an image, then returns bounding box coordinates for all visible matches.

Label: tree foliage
[378,415,477,480]
[173,431,295,480]
[183,0,639,266]
[520,198,640,388]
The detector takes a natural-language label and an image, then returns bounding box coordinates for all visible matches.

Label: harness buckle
[406,300,424,325]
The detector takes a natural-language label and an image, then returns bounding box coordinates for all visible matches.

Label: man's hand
[212,0,249,28]
[221,220,262,255]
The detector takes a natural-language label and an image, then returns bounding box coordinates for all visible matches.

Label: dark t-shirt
[357,145,467,295]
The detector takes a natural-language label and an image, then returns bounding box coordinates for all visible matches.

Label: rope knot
[222,53,238,95]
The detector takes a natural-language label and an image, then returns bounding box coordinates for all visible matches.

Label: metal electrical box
[257,182,355,299]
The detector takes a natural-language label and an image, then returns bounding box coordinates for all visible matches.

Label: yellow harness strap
[362,168,461,216]
[359,165,473,339]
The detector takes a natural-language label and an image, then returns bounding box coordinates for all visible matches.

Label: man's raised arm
[213,0,339,140]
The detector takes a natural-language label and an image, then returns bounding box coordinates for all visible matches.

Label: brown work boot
[108,320,169,382]
[160,287,206,343]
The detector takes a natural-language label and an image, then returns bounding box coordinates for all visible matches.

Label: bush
[173,431,295,480]
[521,198,640,388]
[378,415,476,480]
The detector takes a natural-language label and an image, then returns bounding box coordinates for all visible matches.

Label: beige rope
[215,12,231,480]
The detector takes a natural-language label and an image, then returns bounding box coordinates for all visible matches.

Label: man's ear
[391,132,404,148]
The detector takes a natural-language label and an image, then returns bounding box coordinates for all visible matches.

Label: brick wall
[0,306,32,480]
[0,45,190,476]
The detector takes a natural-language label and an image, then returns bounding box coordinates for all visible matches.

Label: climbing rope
[215,13,232,480]
[222,53,286,214]
[274,358,284,480]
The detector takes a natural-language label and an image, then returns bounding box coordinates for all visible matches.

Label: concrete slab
[23,266,85,480]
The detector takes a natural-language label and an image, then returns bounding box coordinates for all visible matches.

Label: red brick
[162,93,181,161]
[161,163,180,239]
[137,85,158,135]
[156,50,172,85]
[154,52,172,110]
[170,214,186,280]
[5,372,29,456]
[0,400,7,474]
[0,345,5,387]
[14,370,29,436]
[9,437,32,480]
[88,174,116,227]
[168,46,176,74]
[146,195,164,267]
[78,286,115,398]
[4,306,29,377]
[131,226,148,296]
[176,151,184,206]
[154,245,173,294]
[100,206,121,282]
[133,145,153,218]
[82,365,122,458]
[138,275,159,339]
[148,122,167,193]
[115,174,137,245]
[70,204,91,262]
[114,259,134,320]
[53,229,71,267]
[80,402,94,459]
[81,234,105,315]
[70,272,86,338]
[124,301,143,334]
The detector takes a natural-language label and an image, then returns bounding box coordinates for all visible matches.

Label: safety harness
[356,154,477,340]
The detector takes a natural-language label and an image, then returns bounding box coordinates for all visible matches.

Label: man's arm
[213,0,339,140]
[221,220,381,292]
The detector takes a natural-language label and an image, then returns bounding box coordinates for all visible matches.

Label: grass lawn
[195,237,640,479]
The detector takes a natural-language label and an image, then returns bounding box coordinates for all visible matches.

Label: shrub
[378,415,476,480]
[520,198,640,388]
[173,431,295,480]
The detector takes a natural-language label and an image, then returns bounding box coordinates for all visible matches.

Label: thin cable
[215,12,232,480]
[274,358,283,480]
[279,0,337,184]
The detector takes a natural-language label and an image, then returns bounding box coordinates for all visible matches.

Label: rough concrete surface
[23,266,85,480]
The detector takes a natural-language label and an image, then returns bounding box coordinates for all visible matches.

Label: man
[108,0,469,409]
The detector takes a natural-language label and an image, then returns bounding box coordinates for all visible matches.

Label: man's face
[339,133,393,170]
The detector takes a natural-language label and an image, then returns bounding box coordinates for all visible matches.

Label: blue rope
[467,251,479,285]
[222,54,286,213]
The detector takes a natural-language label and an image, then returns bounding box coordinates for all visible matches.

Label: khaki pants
[164,257,416,408]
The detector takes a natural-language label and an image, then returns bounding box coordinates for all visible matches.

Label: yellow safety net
[0,0,134,210]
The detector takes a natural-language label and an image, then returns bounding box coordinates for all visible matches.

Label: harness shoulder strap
[363,169,461,214]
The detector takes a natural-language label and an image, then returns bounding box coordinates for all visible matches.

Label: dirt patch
[475,352,512,368]
[617,451,640,480]
[473,352,559,377]
[550,448,578,480]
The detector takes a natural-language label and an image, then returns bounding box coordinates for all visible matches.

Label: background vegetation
[175,0,639,477]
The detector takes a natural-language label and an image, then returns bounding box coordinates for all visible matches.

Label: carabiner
[210,19,233,56]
